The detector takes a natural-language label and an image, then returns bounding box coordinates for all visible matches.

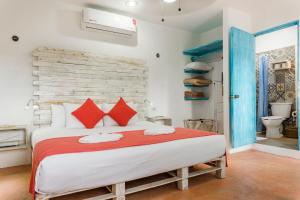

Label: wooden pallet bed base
[35,156,226,200]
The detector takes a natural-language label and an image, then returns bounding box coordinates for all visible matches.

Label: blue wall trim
[254,20,299,37]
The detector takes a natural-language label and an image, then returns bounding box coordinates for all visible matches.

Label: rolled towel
[79,133,123,144]
[144,125,175,136]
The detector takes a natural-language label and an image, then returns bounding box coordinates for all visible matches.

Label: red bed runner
[29,128,218,199]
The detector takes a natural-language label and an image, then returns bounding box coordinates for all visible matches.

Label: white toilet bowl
[261,102,292,139]
[261,116,284,138]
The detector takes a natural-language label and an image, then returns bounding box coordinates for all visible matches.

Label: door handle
[230,95,239,99]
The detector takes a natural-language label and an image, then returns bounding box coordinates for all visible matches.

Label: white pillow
[102,102,138,126]
[63,103,104,129]
[51,104,65,128]
[185,62,213,71]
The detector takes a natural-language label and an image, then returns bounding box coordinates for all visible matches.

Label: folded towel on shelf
[185,62,213,71]
[184,76,212,86]
[79,133,123,144]
[184,91,205,98]
[144,125,175,135]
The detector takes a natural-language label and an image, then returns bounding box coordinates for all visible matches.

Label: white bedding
[31,122,226,195]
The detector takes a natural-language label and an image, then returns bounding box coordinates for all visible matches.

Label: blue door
[298,25,300,150]
[230,27,256,148]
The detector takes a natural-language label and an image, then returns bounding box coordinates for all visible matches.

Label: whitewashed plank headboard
[32,47,148,127]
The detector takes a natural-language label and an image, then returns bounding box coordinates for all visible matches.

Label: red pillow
[108,97,137,126]
[72,98,105,129]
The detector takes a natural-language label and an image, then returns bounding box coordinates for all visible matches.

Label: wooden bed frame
[35,156,226,200]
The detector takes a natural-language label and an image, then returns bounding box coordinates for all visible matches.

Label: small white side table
[0,125,31,168]
[0,125,29,151]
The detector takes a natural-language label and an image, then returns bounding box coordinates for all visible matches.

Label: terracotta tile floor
[0,150,299,200]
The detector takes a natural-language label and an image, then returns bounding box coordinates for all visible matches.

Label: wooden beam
[83,193,116,200]
[126,176,181,195]
[112,183,125,200]
[35,194,50,200]
[189,166,220,178]
[177,167,189,190]
[216,156,226,179]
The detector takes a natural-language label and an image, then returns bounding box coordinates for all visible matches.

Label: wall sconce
[144,99,156,111]
[25,99,39,110]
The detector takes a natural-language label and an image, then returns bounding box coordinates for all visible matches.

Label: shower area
[256,26,299,150]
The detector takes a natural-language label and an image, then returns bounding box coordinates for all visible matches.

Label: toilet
[261,102,292,138]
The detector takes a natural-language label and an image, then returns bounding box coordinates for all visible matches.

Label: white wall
[0,0,195,167]
[222,7,253,149]
[256,26,298,53]
[250,1,300,33]
[0,0,195,126]
[195,26,223,45]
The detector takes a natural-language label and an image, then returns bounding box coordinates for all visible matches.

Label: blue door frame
[254,20,300,150]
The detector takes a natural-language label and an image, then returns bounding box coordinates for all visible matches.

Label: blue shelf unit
[184,83,210,88]
[183,40,223,62]
[184,97,209,101]
[184,68,209,74]
[183,40,222,101]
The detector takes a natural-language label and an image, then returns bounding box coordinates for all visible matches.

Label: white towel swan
[144,125,175,136]
[79,133,123,144]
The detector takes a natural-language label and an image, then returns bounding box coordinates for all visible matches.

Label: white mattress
[31,122,226,195]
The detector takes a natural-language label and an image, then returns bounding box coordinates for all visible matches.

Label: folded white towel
[185,62,213,71]
[79,133,123,144]
[144,125,175,136]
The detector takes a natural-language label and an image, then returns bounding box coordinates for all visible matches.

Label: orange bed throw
[29,128,217,199]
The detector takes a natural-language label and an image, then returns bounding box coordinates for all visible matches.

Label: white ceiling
[62,0,300,33]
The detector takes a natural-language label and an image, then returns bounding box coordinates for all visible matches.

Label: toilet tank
[270,102,292,118]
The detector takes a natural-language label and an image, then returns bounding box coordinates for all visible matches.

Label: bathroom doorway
[255,23,299,150]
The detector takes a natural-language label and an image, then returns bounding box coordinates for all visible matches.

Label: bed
[31,121,226,200]
[31,48,226,200]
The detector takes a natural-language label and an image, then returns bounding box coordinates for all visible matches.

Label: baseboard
[230,143,300,159]
[253,143,300,159]
[229,144,254,154]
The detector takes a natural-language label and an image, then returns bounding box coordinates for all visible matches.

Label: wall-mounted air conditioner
[81,8,137,38]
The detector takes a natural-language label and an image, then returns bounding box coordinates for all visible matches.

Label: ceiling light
[125,0,138,7]
[163,0,177,3]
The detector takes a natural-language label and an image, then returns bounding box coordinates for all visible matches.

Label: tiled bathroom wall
[256,46,296,114]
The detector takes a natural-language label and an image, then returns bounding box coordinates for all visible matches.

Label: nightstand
[0,125,29,151]
[0,125,31,168]
[146,116,172,126]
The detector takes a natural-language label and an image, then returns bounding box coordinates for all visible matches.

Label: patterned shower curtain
[257,55,269,132]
